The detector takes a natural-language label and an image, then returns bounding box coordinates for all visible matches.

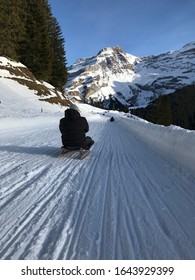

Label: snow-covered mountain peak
[97,46,115,55]
[66,46,141,107]
[178,41,195,53]
[65,42,195,109]
[96,45,138,65]
[70,46,138,71]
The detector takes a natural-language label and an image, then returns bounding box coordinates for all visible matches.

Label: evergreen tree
[0,0,68,90]
[0,0,26,60]
[148,95,172,126]
[21,0,52,81]
[131,85,195,130]
[49,16,68,91]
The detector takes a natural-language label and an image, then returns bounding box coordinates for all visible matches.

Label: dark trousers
[62,136,94,150]
[82,136,94,149]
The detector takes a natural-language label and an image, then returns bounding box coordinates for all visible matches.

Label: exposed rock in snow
[0,56,69,107]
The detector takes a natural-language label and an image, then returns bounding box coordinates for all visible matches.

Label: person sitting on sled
[110,116,114,122]
[59,104,94,150]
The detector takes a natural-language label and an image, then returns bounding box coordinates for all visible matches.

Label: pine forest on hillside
[0,0,68,92]
[131,85,195,130]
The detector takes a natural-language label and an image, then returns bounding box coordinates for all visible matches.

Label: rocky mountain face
[65,42,195,109]
[0,56,69,107]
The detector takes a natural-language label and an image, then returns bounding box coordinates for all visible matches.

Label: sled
[58,146,91,160]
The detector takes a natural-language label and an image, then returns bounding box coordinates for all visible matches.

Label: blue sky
[48,0,195,66]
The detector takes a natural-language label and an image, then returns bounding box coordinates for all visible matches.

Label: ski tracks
[0,128,82,259]
[0,115,195,259]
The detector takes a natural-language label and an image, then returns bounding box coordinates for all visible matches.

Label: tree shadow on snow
[0,145,60,158]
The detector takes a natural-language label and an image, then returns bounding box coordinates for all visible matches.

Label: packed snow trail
[0,112,195,260]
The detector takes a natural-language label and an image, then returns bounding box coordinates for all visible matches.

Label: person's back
[110,116,114,122]
[59,105,94,150]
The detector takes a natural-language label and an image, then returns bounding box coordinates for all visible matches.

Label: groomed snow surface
[0,79,195,259]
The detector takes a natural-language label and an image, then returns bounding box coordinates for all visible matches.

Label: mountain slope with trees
[0,0,67,92]
[131,85,195,130]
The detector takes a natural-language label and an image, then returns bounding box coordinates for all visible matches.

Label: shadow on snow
[0,145,59,157]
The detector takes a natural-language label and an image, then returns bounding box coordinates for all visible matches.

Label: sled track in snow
[0,115,195,259]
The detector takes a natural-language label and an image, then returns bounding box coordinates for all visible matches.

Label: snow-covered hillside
[0,56,69,110]
[65,42,195,108]
[0,75,195,260]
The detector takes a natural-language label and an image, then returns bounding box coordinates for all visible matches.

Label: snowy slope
[0,56,69,113]
[0,76,195,259]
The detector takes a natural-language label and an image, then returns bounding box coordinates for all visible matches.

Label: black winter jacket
[59,109,89,147]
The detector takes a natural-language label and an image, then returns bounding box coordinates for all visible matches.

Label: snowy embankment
[119,115,195,173]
